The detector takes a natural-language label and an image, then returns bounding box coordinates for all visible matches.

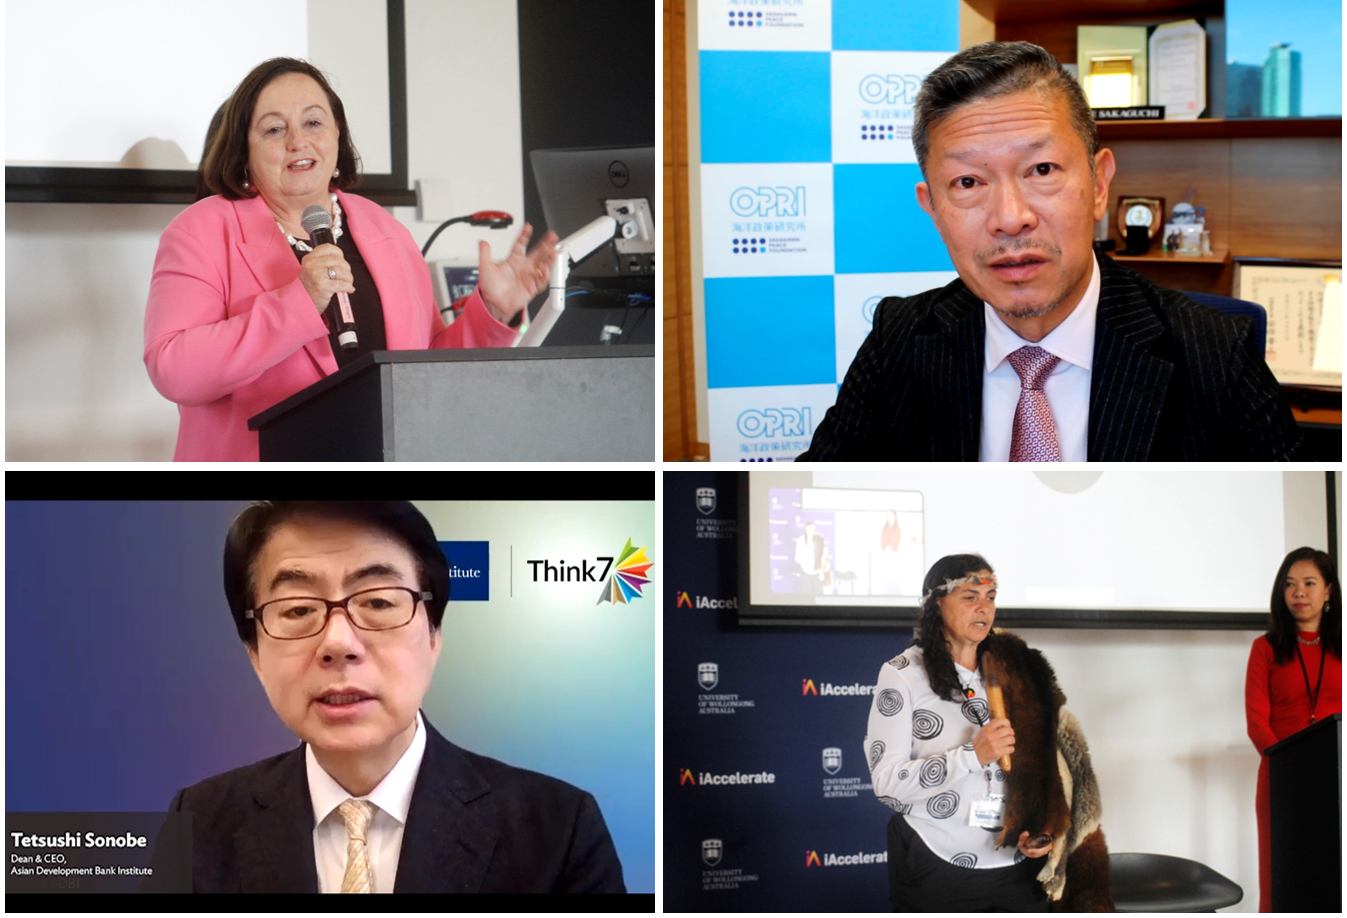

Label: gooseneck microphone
[301,205,358,352]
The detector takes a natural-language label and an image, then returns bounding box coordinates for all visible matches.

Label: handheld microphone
[301,205,358,352]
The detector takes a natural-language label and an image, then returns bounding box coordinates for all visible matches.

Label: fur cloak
[980,629,1114,912]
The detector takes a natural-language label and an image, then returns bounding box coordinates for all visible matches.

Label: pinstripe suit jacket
[799,255,1307,461]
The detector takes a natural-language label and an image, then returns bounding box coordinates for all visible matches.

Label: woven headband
[920,572,997,605]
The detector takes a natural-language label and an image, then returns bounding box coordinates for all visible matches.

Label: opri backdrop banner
[665,470,904,909]
[698,0,960,460]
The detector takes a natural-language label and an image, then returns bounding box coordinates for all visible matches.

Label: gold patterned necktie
[337,798,376,894]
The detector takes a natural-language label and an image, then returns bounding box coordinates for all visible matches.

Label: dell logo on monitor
[607,160,630,187]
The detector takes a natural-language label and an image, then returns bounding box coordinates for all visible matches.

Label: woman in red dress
[1244,547,1342,912]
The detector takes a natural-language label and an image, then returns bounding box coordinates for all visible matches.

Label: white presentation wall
[747,470,1334,620]
[6,0,391,173]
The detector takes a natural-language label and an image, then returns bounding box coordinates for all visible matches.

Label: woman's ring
[328,267,337,280]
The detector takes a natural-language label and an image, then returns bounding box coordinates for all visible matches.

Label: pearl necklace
[276,193,343,252]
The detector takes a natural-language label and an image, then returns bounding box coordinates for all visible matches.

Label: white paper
[1240,266,1343,386]
[1149,20,1206,120]
[1312,279,1342,373]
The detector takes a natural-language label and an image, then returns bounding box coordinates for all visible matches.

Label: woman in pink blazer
[145,58,555,461]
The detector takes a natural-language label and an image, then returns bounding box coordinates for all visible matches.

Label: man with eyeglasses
[142,501,625,893]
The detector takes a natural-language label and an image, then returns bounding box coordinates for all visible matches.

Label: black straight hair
[223,501,449,648]
[911,553,996,703]
[1265,547,1340,665]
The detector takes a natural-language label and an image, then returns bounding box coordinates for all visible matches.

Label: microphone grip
[310,226,358,352]
[984,681,1012,774]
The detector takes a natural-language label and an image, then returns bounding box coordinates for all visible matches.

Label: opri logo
[858,74,922,105]
[729,186,805,218]
[737,407,812,439]
[863,296,881,324]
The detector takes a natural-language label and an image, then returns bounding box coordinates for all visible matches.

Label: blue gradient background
[5,500,655,893]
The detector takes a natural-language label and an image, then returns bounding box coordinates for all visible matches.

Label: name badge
[968,795,1005,829]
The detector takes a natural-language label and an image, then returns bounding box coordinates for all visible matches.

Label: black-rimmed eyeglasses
[245,587,432,640]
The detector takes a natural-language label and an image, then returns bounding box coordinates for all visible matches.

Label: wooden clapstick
[982,656,1011,773]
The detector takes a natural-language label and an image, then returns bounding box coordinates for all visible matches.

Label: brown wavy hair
[911,553,996,702]
[199,58,362,201]
[1265,547,1340,665]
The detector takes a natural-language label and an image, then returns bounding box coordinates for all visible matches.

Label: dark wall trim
[6,0,413,206]
[1328,472,1339,565]
[516,0,657,236]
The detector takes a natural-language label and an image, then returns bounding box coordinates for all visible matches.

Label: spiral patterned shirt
[864,644,1016,869]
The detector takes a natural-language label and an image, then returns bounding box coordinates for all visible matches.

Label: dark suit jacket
[799,255,1308,461]
[141,713,625,893]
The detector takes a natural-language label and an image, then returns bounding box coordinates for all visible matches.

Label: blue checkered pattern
[699,0,959,460]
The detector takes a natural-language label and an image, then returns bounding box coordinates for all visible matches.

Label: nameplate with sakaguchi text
[1093,106,1165,120]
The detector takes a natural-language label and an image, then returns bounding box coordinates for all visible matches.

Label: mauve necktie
[338,798,376,893]
[1006,345,1062,462]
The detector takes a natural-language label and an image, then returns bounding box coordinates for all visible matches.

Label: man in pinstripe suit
[800,42,1306,461]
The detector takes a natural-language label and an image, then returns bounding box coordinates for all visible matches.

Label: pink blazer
[144,191,516,461]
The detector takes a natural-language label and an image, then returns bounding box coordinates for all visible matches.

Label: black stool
[1109,853,1242,912]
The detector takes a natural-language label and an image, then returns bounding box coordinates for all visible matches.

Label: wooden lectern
[249,346,654,461]
[1267,712,1341,913]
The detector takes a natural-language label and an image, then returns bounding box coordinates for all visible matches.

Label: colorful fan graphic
[597,538,653,604]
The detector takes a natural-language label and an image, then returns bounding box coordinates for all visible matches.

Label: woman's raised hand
[478,223,559,324]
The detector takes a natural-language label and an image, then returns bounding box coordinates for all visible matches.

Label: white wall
[5,0,523,461]
[1028,628,1267,913]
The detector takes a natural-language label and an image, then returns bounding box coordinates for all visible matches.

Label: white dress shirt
[979,255,1100,462]
[307,709,428,893]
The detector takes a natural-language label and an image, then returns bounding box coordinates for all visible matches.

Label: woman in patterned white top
[864,553,1053,911]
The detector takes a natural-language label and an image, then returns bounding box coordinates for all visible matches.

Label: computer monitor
[528,145,655,346]
[530,145,655,282]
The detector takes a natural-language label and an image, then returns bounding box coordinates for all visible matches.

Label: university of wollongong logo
[699,662,719,691]
[702,839,723,866]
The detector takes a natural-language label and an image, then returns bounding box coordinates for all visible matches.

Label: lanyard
[1294,642,1326,725]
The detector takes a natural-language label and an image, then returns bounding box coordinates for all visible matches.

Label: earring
[242,167,251,190]
[332,167,340,178]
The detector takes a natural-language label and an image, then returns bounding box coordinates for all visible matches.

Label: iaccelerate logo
[677,590,737,610]
[805,848,888,868]
[803,678,874,697]
[680,767,776,787]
